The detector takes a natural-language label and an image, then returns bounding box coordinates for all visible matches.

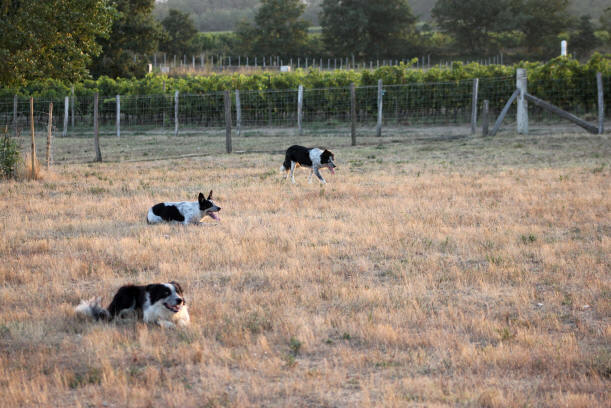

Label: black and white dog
[281,145,336,184]
[75,281,190,328]
[147,191,220,224]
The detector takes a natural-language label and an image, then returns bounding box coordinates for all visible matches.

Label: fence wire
[1,75,607,163]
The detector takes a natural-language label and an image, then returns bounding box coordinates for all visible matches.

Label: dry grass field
[0,130,609,407]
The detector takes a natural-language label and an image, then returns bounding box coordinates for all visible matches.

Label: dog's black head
[198,191,221,221]
[321,149,336,174]
[147,282,185,313]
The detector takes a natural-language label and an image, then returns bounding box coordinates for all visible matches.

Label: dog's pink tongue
[330,167,335,175]
[209,212,220,220]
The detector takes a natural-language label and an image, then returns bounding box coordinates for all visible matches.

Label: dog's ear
[207,190,213,200]
[170,281,183,295]
[198,192,205,202]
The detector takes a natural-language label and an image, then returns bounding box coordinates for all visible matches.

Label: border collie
[281,145,336,184]
[75,281,190,328]
[147,191,220,224]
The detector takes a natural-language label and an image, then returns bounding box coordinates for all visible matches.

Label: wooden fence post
[350,83,357,146]
[516,68,528,134]
[63,96,69,137]
[298,85,303,135]
[376,79,383,137]
[116,95,120,138]
[224,90,232,153]
[93,93,102,162]
[46,102,53,169]
[471,78,479,134]
[491,90,519,137]
[235,89,241,137]
[597,72,604,134]
[482,100,489,137]
[29,97,36,177]
[174,90,179,137]
[13,95,17,137]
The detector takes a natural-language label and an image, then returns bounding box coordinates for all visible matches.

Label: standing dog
[75,281,190,328]
[147,191,220,224]
[281,145,336,184]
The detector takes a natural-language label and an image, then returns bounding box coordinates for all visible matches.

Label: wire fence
[1,74,607,164]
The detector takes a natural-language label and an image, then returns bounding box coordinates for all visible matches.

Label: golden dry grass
[0,131,609,407]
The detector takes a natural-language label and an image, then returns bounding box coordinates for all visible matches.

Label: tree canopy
[236,0,310,56]
[89,0,164,78]
[320,0,417,58]
[160,9,198,57]
[0,0,114,86]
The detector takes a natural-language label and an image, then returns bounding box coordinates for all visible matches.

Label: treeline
[2,55,608,98]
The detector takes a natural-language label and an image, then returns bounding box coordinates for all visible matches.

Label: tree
[160,9,198,57]
[514,0,573,56]
[0,0,114,86]
[320,0,417,59]
[236,0,310,57]
[90,0,164,78]
[432,0,513,55]
[570,16,599,58]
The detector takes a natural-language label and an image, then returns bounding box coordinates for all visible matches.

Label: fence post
[471,78,479,134]
[597,72,604,134]
[297,85,303,135]
[482,99,489,137]
[63,96,69,137]
[377,79,383,137]
[516,68,528,134]
[71,85,75,129]
[93,93,102,162]
[350,83,357,146]
[224,90,232,153]
[13,95,17,137]
[116,95,120,138]
[46,102,53,169]
[29,97,36,176]
[235,89,241,137]
[174,90,179,137]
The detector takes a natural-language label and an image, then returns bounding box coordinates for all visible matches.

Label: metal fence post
[516,68,528,134]
[350,83,357,146]
[29,97,36,175]
[46,102,53,169]
[71,85,74,129]
[298,85,303,135]
[116,95,120,138]
[13,95,18,137]
[63,96,69,137]
[471,78,479,134]
[174,90,179,137]
[377,79,383,137]
[235,89,241,137]
[597,72,604,134]
[93,93,102,162]
[224,90,232,153]
[482,100,489,137]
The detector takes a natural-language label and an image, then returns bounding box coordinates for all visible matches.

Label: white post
[63,96,69,137]
[174,90,179,137]
[516,68,528,134]
[235,89,241,137]
[597,72,604,134]
[471,78,479,135]
[70,85,75,128]
[116,95,120,138]
[561,40,567,57]
[297,85,303,135]
[376,79,383,137]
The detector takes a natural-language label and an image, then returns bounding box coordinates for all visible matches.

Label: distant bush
[0,128,21,179]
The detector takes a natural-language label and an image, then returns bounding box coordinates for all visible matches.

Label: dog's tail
[75,297,111,322]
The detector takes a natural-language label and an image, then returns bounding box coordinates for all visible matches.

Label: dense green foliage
[320,0,417,59]
[0,0,114,86]
[2,55,607,98]
[236,0,310,56]
[90,0,164,78]
[159,9,198,56]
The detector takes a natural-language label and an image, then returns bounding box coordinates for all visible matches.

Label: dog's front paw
[158,320,176,329]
